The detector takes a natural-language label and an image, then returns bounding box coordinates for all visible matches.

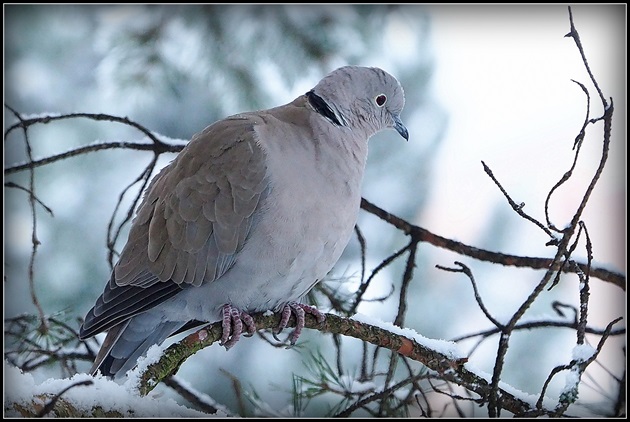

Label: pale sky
[427,5,625,269]
[424,5,625,408]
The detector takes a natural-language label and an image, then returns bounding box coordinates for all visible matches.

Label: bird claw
[220,304,256,350]
[220,302,325,349]
[273,302,326,347]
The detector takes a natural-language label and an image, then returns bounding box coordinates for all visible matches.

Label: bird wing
[80,115,269,338]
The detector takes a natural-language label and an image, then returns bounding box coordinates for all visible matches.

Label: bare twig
[6,140,182,175]
[378,241,418,417]
[5,111,169,147]
[565,6,608,107]
[350,240,412,315]
[486,7,615,416]
[354,225,367,286]
[481,161,556,240]
[531,316,623,416]
[361,198,625,290]
[106,154,161,268]
[219,369,248,417]
[336,371,426,417]
[4,182,54,216]
[163,375,224,415]
[576,222,593,345]
[4,111,185,175]
[36,380,94,417]
[5,104,48,334]
[450,319,624,344]
[436,262,503,330]
[544,80,590,233]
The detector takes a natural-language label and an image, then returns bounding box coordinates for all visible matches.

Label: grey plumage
[80,66,408,378]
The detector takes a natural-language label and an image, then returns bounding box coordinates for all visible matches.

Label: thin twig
[4,110,185,175]
[350,241,412,314]
[544,80,589,234]
[532,316,622,416]
[565,6,608,107]
[6,140,182,175]
[481,161,555,240]
[378,242,418,416]
[361,198,625,290]
[4,182,54,216]
[106,154,160,268]
[436,262,504,330]
[163,375,223,415]
[354,225,367,286]
[450,319,624,344]
[395,241,417,327]
[469,9,615,415]
[5,111,168,146]
[36,380,93,417]
[336,372,426,417]
[576,222,592,345]
[5,104,48,334]
[219,369,248,417]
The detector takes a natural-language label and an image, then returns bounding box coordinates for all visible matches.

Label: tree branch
[360,198,625,290]
[136,312,547,416]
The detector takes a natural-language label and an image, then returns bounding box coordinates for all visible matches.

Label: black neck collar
[306,90,343,126]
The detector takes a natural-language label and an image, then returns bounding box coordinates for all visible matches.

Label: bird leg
[220,304,256,350]
[273,302,326,346]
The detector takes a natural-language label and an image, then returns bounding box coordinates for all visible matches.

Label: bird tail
[89,316,185,379]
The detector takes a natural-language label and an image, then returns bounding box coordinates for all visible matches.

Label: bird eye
[375,94,387,107]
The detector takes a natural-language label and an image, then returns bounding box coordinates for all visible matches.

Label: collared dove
[79,66,408,378]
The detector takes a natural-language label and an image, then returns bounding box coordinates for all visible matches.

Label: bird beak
[392,114,409,141]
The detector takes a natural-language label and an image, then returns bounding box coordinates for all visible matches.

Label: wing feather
[82,116,269,338]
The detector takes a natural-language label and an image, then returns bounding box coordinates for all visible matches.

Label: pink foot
[220,304,256,350]
[274,302,326,346]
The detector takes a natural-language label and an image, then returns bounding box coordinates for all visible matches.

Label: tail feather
[89,321,129,376]
[90,316,185,379]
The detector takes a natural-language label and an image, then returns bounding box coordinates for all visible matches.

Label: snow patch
[572,343,597,363]
[4,361,208,417]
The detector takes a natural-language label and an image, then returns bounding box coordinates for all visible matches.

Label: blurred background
[4,4,626,416]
